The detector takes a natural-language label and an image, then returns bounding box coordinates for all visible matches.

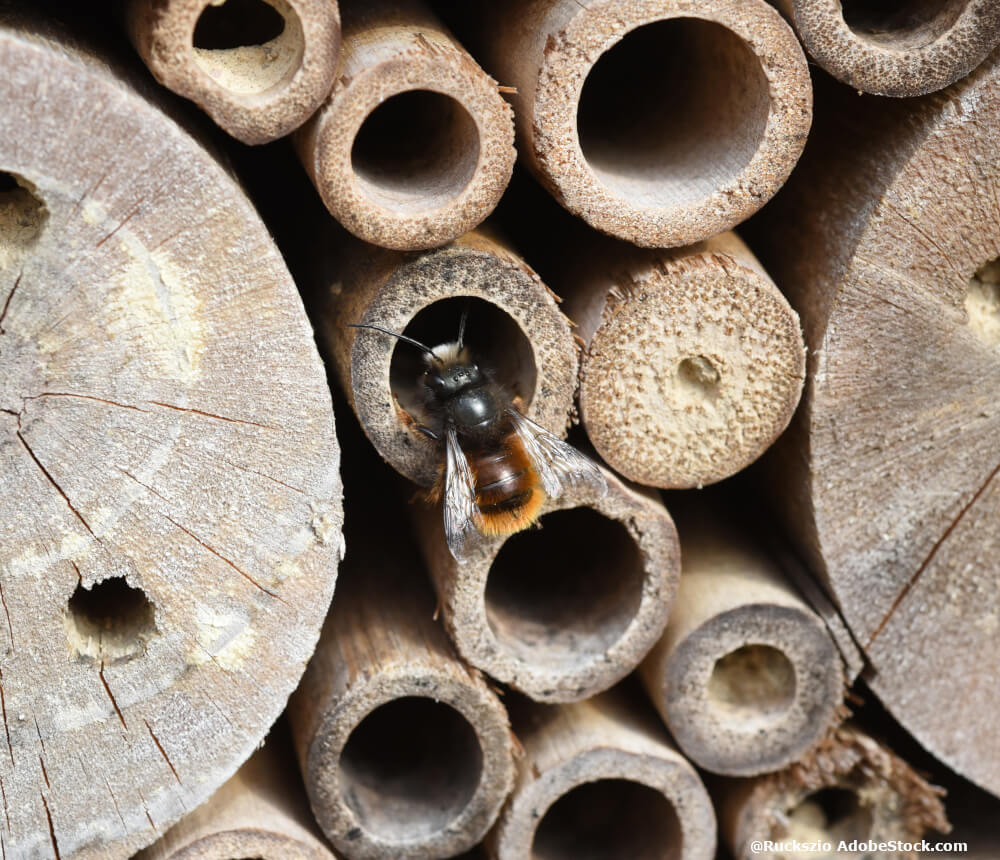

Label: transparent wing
[508,410,607,500]
[443,427,488,563]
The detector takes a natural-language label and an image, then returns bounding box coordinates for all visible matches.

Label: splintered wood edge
[125,0,341,144]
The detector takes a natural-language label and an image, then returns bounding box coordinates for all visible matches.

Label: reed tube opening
[787,787,874,843]
[533,779,683,860]
[707,644,797,725]
[338,696,483,841]
[840,0,967,48]
[967,258,1000,345]
[64,576,157,662]
[577,18,769,210]
[0,169,46,252]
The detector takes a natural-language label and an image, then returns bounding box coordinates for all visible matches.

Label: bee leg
[398,406,440,440]
[415,424,439,441]
[511,395,526,413]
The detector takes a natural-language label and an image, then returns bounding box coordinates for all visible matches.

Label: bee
[351,310,607,562]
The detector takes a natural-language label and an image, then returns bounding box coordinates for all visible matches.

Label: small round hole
[840,0,966,48]
[352,90,480,215]
[787,787,874,844]
[388,297,537,425]
[339,697,482,841]
[0,170,46,252]
[676,355,721,399]
[485,508,644,671]
[65,576,157,662]
[967,258,1000,346]
[193,0,285,49]
[533,779,682,860]
[577,18,770,208]
[707,644,796,725]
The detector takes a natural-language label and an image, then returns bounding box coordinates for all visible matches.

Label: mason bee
[351,310,607,562]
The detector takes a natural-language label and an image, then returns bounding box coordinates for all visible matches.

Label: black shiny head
[423,349,485,400]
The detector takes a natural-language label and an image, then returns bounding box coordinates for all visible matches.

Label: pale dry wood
[318,226,579,487]
[294,0,515,250]
[715,724,949,859]
[412,467,680,703]
[287,516,515,860]
[751,51,1000,795]
[557,230,805,488]
[135,736,336,860]
[0,15,342,859]
[773,0,1000,97]
[450,0,810,247]
[125,0,341,144]
[639,503,845,777]
[490,686,716,860]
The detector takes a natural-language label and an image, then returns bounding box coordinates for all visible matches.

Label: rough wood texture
[125,0,341,144]
[750,51,1000,796]
[135,736,335,860]
[0,17,343,859]
[639,503,845,776]
[715,724,949,859]
[557,230,804,488]
[453,0,810,247]
[295,0,515,250]
[287,512,514,860]
[412,466,680,702]
[773,0,1000,97]
[318,227,579,487]
[491,687,716,860]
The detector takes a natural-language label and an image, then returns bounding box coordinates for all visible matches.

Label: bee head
[424,344,483,397]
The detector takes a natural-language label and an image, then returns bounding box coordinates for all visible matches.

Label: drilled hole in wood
[787,787,874,844]
[577,18,770,209]
[533,779,682,860]
[192,0,303,96]
[0,169,46,255]
[967,258,1000,345]
[707,644,796,725]
[65,576,157,662]
[338,697,483,841]
[352,90,480,214]
[485,508,643,671]
[389,297,537,425]
[676,355,721,399]
[840,0,966,48]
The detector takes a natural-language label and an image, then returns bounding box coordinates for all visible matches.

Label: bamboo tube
[639,504,845,776]
[125,0,341,144]
[135,733,335,859]
[557,230,805,489]
[773,0,1000,97]
[715,724,949,859]
[318,227,579,487]
[748,51,1000,794]
[0,14,342,860]
[295,0,515,251]
[412,467,680,703]
[491,687,716,860]
[288,504,515,860]
[449,0,811,248]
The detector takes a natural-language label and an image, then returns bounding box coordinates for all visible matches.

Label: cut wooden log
[750,52,1000,795]
[639,502,846,776]
[491,686,716,860]
[715,724,949,859]
[295,0,515,250]
[412,467,680,703]
[125,0,341,144]
[556,230,805,489]
[772,0,1000,97]
[0,14,342,859]
[318,227,579,487]
[447,0,810,247]
[134,732,335,860]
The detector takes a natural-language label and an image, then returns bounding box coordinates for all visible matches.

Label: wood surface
[0,13,343,858]
[125,0,341,144]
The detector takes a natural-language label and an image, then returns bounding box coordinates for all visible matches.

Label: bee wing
[443,426,487,563]
[508,410,608,499]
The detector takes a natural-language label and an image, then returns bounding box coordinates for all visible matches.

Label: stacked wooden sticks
[2,0,999,857]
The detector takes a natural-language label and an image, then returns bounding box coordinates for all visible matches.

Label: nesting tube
[125,0,341,144]
[773,0,1000,97]
[459,0,810,247]
[288,512,515,859]
[492,687,716,860]
[412,467,680,702]
[639,505,845,776]
[319,228,579,487]
[296,0,515,250]
[715,724,950,859]
[560,230,805,489]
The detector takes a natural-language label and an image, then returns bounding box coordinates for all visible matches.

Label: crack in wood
[40,793,60,860]
[0,578,13,650]
[27,392,151,414]
[15,430,97,539]
[0,273,21,336]
[0,675,13,767]
[38,756,49,789]
[115,466,171,506]
[103,776,128,836]
[148,400,279,430]
[98,663,127,731]
[94,204,141,249]
[137,787,157,833]
[143,719,181,785]
[0,776,10,832]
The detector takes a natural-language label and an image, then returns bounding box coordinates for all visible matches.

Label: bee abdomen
[470,437,544,536]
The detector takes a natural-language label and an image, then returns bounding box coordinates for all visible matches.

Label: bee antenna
[348,323,436,357]
[457,303,470,349]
